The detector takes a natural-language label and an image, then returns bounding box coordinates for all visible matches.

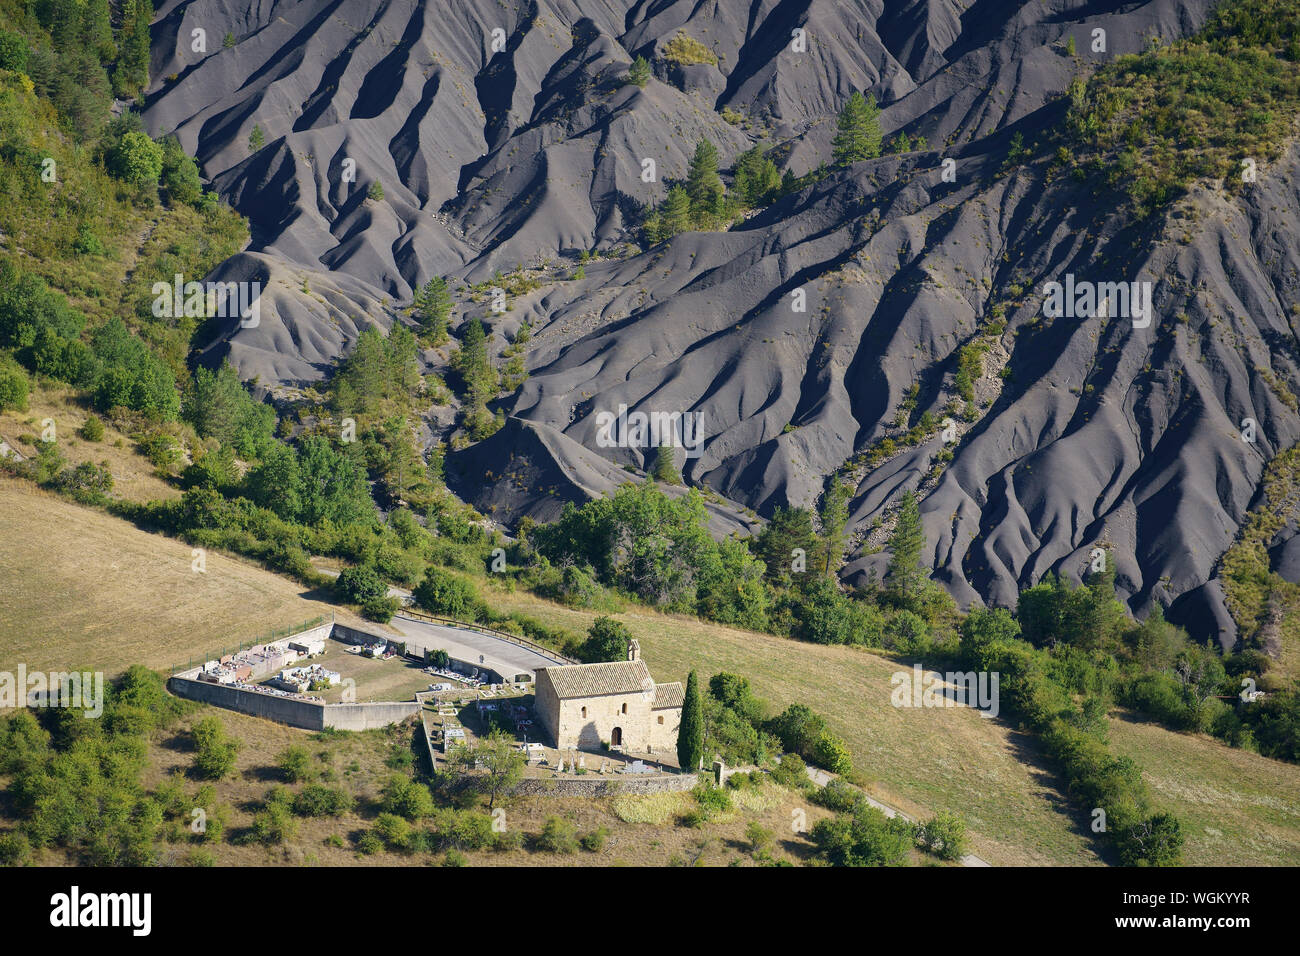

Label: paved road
[387,614,567,683]
[314,566,565,681]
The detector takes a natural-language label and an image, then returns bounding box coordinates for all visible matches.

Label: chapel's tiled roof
[652,682,684,710]
[539,659,654,699]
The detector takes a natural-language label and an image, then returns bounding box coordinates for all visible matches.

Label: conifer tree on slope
[885,490,926,598]
[832,90,883,166]
[686,138,724,226]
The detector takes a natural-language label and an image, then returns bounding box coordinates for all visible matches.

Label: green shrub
[250,800,297,845]
[814,779,864,813]
[916,811,968,861]
[361,594,400,623]
[693,782,733,817]
[535,816,578,853]
[811,804,914,867]
[292,785,353,818]
[373,813,412,850]
[812,730,853,775]
[662,32,717,66]
[493,828,525,851]
[106,131,164,188]
[334,563,387,606]
[379,774,434,820]
[277,745,314,783]
[429,809,496,851]
[770,753,811,790]
[78,415,105,441]
[412,568,480,619]
[0,832,31,866]
[0,359,29,412]
[745,821,774,854]
[137,431,182,472]
[191,717,239,780]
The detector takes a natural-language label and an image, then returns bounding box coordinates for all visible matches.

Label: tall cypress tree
[677,669,704,772]
[885,490,926,597]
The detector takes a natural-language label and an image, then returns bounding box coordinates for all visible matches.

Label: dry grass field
[481,583,1101,866]
[1107,710,1300,866]
[4,481,1298,866]
[0,479,346,675]
[0,385,180,504]
[134,709,837,868]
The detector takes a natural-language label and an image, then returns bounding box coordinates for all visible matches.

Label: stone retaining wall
[509,772,699,797]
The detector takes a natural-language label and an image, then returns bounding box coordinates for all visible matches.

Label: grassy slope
[135,708,833,868]
[481,584,1100,866]
[3,481,1298,865]
[0,479,341,674]
[1107,710,1300,866]
[0,383,180,503]
[0,481,1087,864]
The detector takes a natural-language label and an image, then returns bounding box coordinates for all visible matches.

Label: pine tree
[627,55,650,88]
[660,184,692,237]
[885,491,926,598]
[677,670,704,772]
[818,479,853,575]
[755,505,817,582]
[414,276,452,345]
[81,0,115,62]
[336,327,388,417]
[650,443,681,484]
[734,146,781,207]
[685,138,724,226]
[248,124,265,151]
[114,0,153,97]
[832,91,882,166]
[1006,131,1027,165]
[641,206,664,245]
[452,318,496,408]
[384,322,420,401]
